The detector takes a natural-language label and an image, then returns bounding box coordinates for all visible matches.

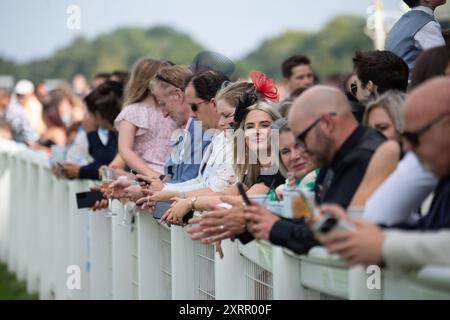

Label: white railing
[1,138,450,300]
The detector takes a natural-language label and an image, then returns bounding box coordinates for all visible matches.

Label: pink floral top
[114,102,176,174]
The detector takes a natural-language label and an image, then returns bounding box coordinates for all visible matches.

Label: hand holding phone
[76,191,107,209]
[236,182,251,206]
[312,213,355,234]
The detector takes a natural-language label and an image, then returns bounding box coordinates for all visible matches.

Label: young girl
[114,58,176,178]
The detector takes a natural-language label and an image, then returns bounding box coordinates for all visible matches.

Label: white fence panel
[1,139,450,301]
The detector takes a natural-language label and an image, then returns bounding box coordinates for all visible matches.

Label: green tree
[0,26,203,83]
[236,15,373,80]
[0,16,374,84]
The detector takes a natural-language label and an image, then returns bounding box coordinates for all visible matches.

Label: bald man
[288,85,386,208]
[243,86,385,255]
[316,77,450,268]
[402,76,450,229]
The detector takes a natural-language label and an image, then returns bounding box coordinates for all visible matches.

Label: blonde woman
[114,58,176,178]
[363,90,405,141]
[160,102,285,225]
[351,90,406,207]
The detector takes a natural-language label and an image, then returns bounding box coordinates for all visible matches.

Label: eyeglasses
[190,100,208,112]
[401,113,449,148]
[296,112,337,147]
[350,82,358,97]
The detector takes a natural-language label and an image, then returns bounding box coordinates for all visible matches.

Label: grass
[0,261,38,300]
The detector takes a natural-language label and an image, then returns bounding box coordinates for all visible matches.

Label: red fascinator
[250,70,279,103]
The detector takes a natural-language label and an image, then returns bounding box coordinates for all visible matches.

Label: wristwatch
[190,196,198,211]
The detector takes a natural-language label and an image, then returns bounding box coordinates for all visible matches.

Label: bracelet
[190,196,198,211]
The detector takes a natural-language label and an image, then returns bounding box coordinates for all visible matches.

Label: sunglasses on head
[155,74,183,90]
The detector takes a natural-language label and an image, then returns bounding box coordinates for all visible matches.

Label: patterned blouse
[114,102,176,174]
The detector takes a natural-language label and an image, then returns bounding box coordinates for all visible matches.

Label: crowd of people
[1,0,450,275]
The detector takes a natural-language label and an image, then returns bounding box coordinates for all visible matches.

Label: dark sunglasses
[296,112,337,147]
[350,82,358,97]
[401,113,449,148]
[190,100,208,112]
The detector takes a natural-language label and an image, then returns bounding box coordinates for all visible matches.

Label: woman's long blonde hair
[124,58,170,106]
[233,102,282,188]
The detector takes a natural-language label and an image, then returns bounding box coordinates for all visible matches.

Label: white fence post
[52,178,71,299]
[272,247,305,300]
[89,209,113,299]
[111,201,138,299]
[0,149,12,262]
[67,180,91,299]
[37,164,54,299]
[23,160,39,294]
[214,240,247,300]
[349,265,382,300]
[171,225,196,299]
[137,213,171,299]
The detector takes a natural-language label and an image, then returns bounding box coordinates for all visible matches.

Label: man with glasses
[315,77,450,268]
[241,85,385,255]
[401,77,450,229]
[147,69,234,205]
[289,85,385,208]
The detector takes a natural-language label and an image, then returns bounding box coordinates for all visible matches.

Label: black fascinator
[233,89,258,128]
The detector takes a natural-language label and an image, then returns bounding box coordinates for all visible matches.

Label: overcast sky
[0,0,405,63]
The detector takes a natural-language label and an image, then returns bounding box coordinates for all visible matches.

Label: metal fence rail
[1,139,450,300]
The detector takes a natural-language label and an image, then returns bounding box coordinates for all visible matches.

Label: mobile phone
[135,175,151,187]
[153,201,194,224]
[236,182,251,205]
[76,191,106,209]
[153,201,172,219]
[312,213,354,234]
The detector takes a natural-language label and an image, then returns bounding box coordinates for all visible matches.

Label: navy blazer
[79,130,118,180]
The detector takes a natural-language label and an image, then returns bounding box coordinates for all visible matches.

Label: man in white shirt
[413,5,446,50]
[386,0,446,76]
[363,152,438,226]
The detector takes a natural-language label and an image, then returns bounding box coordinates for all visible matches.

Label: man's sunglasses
[296,112,337,146]
[350,82,358,97]
[401,113,449,148]
[190,100,208,112]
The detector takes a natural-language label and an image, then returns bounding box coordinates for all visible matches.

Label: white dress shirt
[383,230,450,270]
[364,152,438,226]
[413,6,445,50]
[163,131,235,193]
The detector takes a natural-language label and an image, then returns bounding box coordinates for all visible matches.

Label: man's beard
[309,127,334,169]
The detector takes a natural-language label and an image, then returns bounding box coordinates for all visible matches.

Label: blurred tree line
[0,15,373,83]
